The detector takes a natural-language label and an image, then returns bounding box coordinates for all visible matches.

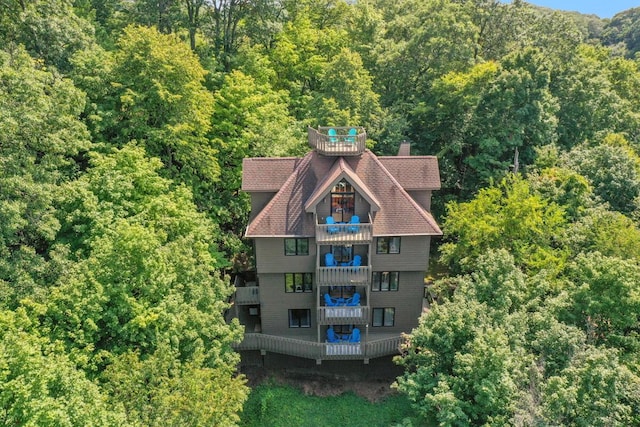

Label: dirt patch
[241,363,401,402]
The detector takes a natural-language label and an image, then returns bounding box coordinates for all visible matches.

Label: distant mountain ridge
[601,7,640,57]
[548,6,640,57]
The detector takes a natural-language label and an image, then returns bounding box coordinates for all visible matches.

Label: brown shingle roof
[378,156,441,190]
[244,150,442,237]
[242,157,302,191]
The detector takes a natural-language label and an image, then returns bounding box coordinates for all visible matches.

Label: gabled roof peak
[304,156,381,213]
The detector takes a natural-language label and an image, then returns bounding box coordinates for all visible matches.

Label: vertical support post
[365,323,369,359]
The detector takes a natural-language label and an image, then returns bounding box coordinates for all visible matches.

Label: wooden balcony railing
[235,286,259,305]
[317,306,370,325]
[315,223,372,244]
[316,266,370,286]
[308,126,366,156]
[233,333,403,361]
[316,284,370,325]
[325,343,362,356]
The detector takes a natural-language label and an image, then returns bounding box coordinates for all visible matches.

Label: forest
[1,0,640,425]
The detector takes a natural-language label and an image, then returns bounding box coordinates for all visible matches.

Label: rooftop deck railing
[308,126,366,156]
[234,333,403,361]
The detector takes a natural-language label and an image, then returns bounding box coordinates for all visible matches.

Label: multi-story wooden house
[231,127,441,363]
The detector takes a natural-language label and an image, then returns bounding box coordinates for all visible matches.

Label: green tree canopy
[0,0,95,72]
[0,309,128,426]
[29,143,248,423]
[440,175,566,274]
[561,137,640,215]
[0,47,90,308]
[81,25,219,194]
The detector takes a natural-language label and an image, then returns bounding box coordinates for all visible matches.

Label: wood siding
[408,190,432,212]
[254,238,317,273]
[249,192,275,220]
[368,271,424,333]
[257,272,316,337]
[371,235,432,271]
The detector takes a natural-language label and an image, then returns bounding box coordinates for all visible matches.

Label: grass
[240,382,426,427]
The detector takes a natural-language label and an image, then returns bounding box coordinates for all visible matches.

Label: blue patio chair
[327,327,340,343]
[345,292,360,306]
[347,215,360,233]
[325,252,338,267]
[349,328,361,343]
[324,293,340,307]
[350,255,362,270]
[326,216,339,234]
[328,128,338,143]
[347,127,357,143]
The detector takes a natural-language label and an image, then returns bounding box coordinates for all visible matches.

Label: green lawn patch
[240,383,427,427]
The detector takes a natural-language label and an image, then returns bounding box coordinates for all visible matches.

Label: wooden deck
[233,332,404,361]
[308,126,366,157]
[315,223,372,245]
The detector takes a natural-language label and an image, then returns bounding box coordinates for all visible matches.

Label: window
[333,324,353,335]
[289,309,311,328]
[285,238,309,255]
[331,179,355,222]
[376,237,401,254]
[329,285,356,299]
[372,272,399,291]
[372,308,395,327]
[331,245,352,263]
[285,273,313,293]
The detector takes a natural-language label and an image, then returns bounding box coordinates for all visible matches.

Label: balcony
[235,286,260,305]
[234,333,403,361]
[317,305,370,325]
[232,275,260,305]
[316,265,370,286]
[316,284,370,325]
[308,126,366,157]
[315,216,372,245]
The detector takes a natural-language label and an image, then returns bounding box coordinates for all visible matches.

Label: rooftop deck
[308,126,366,156]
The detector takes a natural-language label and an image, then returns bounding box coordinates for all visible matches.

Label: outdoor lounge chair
[349,255,362,269]
[347,215,360,233]
[345,292,360,306]
[326,327,340,343]
[347,128,357,143]
[324,293,342,307]
[326,216,339,234]
[349,328,361,343]
[328,128,338,143]
[325,252,338,267]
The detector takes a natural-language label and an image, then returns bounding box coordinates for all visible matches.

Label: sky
[503,1,639,18]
